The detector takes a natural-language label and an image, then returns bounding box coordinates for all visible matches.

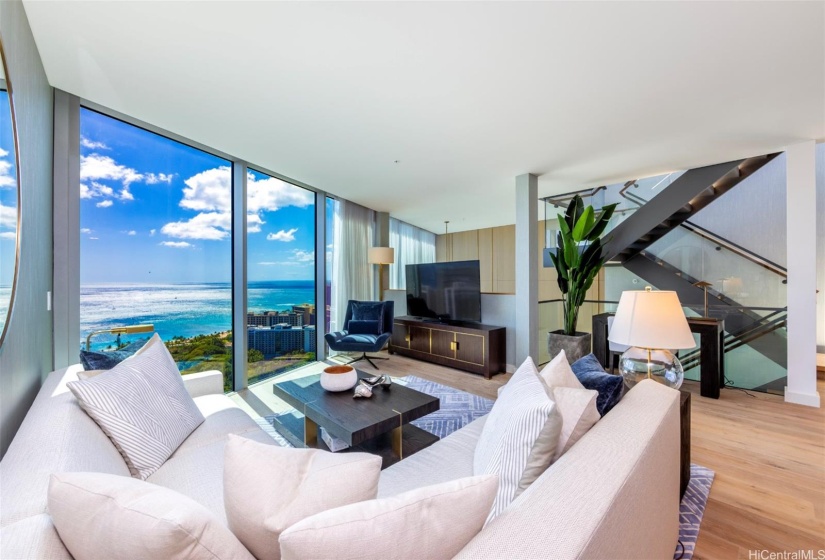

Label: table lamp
[368,247,394,301]
[608,287,695,389]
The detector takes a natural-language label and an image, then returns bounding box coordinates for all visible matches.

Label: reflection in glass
[79,108,233,390]
[0,57,19,341]
[245,168,316,385]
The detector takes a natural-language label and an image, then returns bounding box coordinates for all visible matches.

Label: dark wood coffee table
[271,370,440,468]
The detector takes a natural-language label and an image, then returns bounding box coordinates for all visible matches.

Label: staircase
[543,152,789,389]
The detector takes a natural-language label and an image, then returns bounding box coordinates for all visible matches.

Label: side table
[680,391,691,499]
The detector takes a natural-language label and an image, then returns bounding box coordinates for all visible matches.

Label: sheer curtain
[389,218,436,289]
[330,199,375,334]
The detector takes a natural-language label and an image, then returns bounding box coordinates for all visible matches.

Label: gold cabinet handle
[450,340,459,351]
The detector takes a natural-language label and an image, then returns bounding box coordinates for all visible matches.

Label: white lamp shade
[608,289,696,350]
[368,247,395,264]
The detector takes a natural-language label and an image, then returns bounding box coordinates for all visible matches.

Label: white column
[785,141,820,407]
[515,174,538,364]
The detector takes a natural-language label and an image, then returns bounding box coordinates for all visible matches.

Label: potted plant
[547,195,617,362]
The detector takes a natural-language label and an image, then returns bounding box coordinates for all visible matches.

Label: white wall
[0,0,54,458]
[816,143,824,352]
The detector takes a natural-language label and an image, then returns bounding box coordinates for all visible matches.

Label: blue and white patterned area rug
[263,374,713,557]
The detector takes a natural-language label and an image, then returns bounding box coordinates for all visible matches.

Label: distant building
[292,304,316,326]
[247,310,303,328]
[248,325,304,358]
[303,325,316,354]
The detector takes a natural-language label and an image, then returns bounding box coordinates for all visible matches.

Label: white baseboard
[784,388,821,408]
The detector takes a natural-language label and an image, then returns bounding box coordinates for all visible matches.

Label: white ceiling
[22,1,825,234]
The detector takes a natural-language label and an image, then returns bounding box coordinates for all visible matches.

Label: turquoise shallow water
[80,281,314,350]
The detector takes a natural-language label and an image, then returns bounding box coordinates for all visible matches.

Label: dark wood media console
[389,316,506,379]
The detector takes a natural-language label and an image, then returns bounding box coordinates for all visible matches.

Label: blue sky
[79,108,316,284]
[0,90,17,288]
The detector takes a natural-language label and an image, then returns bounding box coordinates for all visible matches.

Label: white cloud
[0,231,15,240]
[161,211,230,240]
[118,187,134,201]
[0,148,8,157]
[80,137,110,150]
[267,228,298,242]
[0,158,15,188]
[81,154,143,186]
[96,200,113,208]
[179,166,231,212]
[127,230,136,236]
[248,172,313,214]
[292,249,315,263]
[149,229,156,236]
[89,237,99,240]
[145,172,174,185]
[80,181,114,200]
[0,203,16,229]
[80,228,92,234]
[160,241,192,248]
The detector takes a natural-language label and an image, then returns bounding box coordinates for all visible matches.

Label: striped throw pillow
[473,357,562,523]
[67,334,204,479]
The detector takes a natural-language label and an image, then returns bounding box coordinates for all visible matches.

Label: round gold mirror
[0,36,20,347]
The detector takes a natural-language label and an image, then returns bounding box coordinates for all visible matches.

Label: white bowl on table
[320,365,358,392]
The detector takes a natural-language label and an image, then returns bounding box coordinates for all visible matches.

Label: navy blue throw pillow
[348,319,381,336]
[79,339,148,371]
[351,301,384,323]
[571,353,624,416]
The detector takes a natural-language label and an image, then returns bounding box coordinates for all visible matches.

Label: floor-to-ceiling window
[245,168,316,384]
[79,108,233,389]
[388,218,436,290]
[0,88,16,336]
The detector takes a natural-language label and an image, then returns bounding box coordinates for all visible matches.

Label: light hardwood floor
[237,352,824,558]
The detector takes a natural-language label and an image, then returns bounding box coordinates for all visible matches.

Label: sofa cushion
[224,435,383,560]
[347,319,381,335]
[0,514,72,560]
[170,394,264,458]
[571,353,624,416]
[378,415,485,498]
[279,475,498,560]
[0,367,130,527]
[474,357,562,523]
[351,301,385,325]
[149,429,277,525]
[48,472,254,560]
[67,334,205,480]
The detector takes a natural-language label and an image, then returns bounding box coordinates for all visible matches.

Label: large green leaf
[584,203,618,241]
[572,206,594,242]
[565,195,584,230]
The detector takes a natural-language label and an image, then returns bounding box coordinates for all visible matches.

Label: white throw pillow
[474,357,562,522]
[552,386,600,459]
[48,472,254,560]
[67,333,204,479]
[224,434,383,560]
[279,475,498,560]
[539,351,601,460]
[539,349,585,389]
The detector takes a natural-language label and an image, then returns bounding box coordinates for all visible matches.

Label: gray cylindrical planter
[547,330,592,363]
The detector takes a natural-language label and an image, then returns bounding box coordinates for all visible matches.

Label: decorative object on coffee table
[353,383,373,398]
[609,287,696,389]
[320,365,358,392]
[546,194,617,363]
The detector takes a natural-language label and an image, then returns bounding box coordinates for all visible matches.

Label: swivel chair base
[346,352,389,370]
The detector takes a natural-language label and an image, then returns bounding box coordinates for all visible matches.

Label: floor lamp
[608,287,695,389]
[368,247,394,301]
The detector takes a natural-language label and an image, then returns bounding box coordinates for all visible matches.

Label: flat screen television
[405,260,482,323]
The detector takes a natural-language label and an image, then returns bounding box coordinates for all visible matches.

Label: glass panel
[324,196,335,338]
[79,108,233,389]
[246,168,316,385]
[0,85,17,341]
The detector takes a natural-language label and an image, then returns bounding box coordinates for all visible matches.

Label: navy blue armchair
[324,300,394,369]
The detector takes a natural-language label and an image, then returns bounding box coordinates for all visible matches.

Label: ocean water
[80,281,314,350]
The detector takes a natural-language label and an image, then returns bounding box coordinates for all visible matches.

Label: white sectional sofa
[0,364,681,559]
